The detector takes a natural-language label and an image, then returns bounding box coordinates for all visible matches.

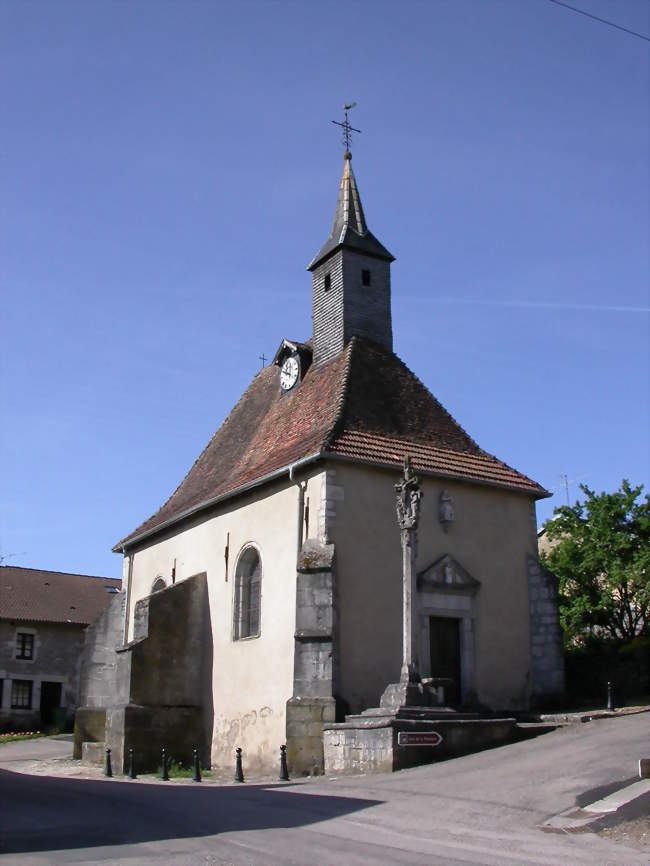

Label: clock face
[280,355,300,391]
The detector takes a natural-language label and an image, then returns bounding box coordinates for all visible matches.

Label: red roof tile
[0,566,122,625]
[116,348,350,547]
[329,431,543,493]
[117,339,547,548]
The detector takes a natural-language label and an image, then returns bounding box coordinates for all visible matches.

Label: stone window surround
[232,543,262,642]
[14,627,36,663]
[0,675,67,713]
[10,678,33,710]
[151,576,167,594]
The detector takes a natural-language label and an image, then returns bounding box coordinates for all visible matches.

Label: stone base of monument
[323,706,518,775]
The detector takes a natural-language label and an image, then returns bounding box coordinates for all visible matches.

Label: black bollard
[104,747,113,778]
[127,748,137,779]
[161,747,169,781]
[192,747,202,783]
[279,744,290,781]
[234,747,245,783]
[607,681,615,711]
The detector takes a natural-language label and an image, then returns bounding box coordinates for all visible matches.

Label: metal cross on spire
[332,101,361,153]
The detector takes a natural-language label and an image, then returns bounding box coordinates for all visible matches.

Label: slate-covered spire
[309,150,395,366]
[307,152,394,272]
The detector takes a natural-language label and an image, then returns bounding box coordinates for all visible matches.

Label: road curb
[541,779,650,834]
[537,706,650,725]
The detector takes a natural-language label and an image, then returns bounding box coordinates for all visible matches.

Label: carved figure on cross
[395,456,422,530]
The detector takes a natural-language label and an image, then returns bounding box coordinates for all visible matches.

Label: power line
[546,0,650,42]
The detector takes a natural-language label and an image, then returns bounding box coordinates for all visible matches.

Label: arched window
[151,577,166,594]
[233,546,261,640]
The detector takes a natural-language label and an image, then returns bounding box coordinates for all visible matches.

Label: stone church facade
[77,148,564,774]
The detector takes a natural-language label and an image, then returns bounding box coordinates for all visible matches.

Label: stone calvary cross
[380,455,426,710]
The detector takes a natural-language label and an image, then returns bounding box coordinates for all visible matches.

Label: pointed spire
[307,152,394,271]
[331,151,368,238]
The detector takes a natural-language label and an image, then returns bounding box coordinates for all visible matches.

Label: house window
[361,269,371,286]
[11,680,33,709]
[151,577,166,594]
[233,546,262,640]
[16,633,34,660]
[323,273,331,291]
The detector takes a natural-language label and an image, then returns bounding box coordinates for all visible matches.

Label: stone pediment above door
[417,554,481,595]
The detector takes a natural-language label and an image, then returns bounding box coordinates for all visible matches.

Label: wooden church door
[429,616,461,706]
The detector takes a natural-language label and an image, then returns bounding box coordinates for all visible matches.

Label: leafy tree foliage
[540,481,650,646]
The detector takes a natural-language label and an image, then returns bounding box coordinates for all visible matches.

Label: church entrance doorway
[429,617,461,706]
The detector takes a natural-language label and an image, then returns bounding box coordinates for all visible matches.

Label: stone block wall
[73,707,106,759]
[128,574,209,709]
[286,539,337,775]
[76,572,212,774]
[527,555,565,705]
[323,718,518,776]
[106,704,203,774]
[286,696,335,776]
[1,620,86,730]
[78,591,125,708]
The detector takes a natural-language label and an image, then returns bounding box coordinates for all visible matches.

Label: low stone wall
[106,704,204,775]
[323,717,517,775]
[73,707,106,760]
[286,696,336,776]
[82,742,105,764]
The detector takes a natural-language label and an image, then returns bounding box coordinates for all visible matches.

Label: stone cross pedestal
[380,456,427,710]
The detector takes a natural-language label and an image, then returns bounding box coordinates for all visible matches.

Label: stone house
[0,566,121,730]
[78,148,564,775]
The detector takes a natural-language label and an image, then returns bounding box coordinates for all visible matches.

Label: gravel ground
[595,789,650,852]
[599,815,650,852]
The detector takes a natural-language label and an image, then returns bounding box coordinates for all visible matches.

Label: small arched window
[151,577,166,594]
[233,546,261,640]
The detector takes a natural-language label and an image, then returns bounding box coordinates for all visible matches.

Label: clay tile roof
[326,340,547,496]
[115,347,351,548]
[0,566,122,625]
[116,338,547,549]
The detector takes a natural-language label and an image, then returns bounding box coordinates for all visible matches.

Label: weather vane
[332,101,361,153]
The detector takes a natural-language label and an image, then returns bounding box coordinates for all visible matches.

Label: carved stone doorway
[429,616,461,706]
[418,555,480,708]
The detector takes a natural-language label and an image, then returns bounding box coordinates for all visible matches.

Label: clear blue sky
[1,0,648,578]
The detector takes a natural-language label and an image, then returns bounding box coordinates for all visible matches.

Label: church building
[76,140,564,776]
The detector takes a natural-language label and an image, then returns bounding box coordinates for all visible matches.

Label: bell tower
[307,120,394,366]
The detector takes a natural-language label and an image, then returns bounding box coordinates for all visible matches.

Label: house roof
[307,152,394,271]
[116,338,548,549]
[0,566,122,625]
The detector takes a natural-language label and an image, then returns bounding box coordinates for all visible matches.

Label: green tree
[540,480,650,646]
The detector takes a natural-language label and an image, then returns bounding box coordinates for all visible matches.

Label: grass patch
[157,758,211,779]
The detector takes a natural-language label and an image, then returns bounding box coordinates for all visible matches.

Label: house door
[429,617,461,706]
[40,682,62,726]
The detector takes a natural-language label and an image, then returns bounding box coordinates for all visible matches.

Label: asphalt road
[1,714,648,865]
